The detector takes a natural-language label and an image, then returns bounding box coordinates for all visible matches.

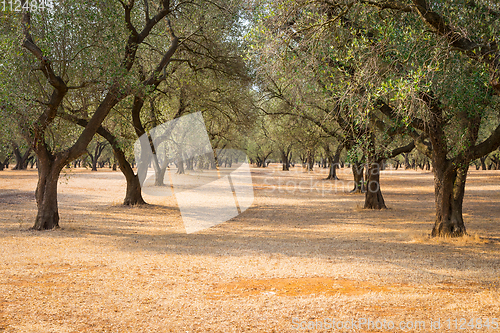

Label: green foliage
[246,0,500,164]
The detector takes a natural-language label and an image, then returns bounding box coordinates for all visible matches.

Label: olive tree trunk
[350,162,365,193]
[155,164,168,186]
[33,155,65,230]
[364,161,387,209]
[431,162,468,237]
[280,149,290,171]
[12,142,32,170]
[326,144,343,180]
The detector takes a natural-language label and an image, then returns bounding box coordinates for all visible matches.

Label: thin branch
[121,0,139,38]
[471,122,500,161]
[144,0,150,22]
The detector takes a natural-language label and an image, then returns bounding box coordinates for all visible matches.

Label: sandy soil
[0,165,499,332]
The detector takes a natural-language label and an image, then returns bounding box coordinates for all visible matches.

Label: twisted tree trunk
[280,149,290,171]
[431,161,467,237]
[350,162,365,193]
[364,161,387,209]
[12,142,32,170]
[0,156,10,171]
[33,154,65,230]
[326,144,343,180]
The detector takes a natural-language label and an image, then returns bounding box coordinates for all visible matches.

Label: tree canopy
[0,0,499,236]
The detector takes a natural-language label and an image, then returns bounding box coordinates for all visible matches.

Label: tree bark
[351,162,365,193]
[33,156,64,230]
[431,162,468,237]
[326,160,338,180]
[0,156,10,171]
[122,166,146,206]
[186,157,194,171]
[176,152,185,174]
[306,149,314,171]
[326,144,343,180]
[12,142,32,170]
[364,161,387,209]
[362,133,414,208]
[155,164,168,186]
[280,149,290,171]
[29,156,36,168]
[422,92,469,237]
[94,142,107,171]
[94,122,147,206]
[378,94,500,237]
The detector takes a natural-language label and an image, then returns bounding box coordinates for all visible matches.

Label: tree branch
[471,122,500,161]
[21,8,68,156]
[385,140,415,160]
[410,0,500,92]
[121,0,139,38]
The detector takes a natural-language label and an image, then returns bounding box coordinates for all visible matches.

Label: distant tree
[0,141,11,171]
[86,139,108,172]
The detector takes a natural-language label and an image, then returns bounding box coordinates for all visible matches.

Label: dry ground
[0,165,499,332]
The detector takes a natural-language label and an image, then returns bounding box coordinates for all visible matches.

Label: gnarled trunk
[150,153,168,186]
[327,160,338,180]
[306,150,314,171]
[155,166,168,186]
[431,163,467,237]
[280,150,290,171]
[326,144,343,180]
[364,162,386,209]
[404,153,410,169]
[91,159,98,171]
[114,145,146,206]
[88,142,107,172]
[123,172,146,206]
[33,157,64,230]
[480,156,487,170]
[0,156,10,171]
[350,162,365,193]
[177,158,185,174]
[185,157,194,171]
[12,143,32,170]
